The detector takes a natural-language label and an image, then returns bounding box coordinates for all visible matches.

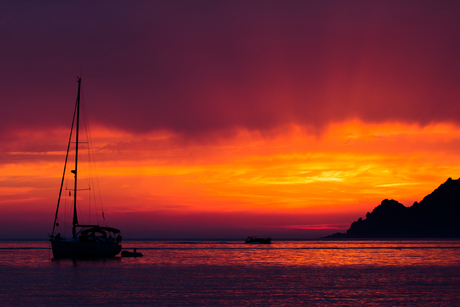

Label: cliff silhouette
[326,177,460,238]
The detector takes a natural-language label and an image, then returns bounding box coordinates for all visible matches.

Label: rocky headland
[325,177,460,238]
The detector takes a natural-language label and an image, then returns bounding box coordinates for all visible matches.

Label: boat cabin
[78,226,122,243]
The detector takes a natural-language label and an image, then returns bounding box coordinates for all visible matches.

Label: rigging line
[82,98,106,225]
[81,96,100,226]
[56,181,72,239]
[71,77,82,237]
[61,185,72,238]
[56,217,72,235]
[78,87,92,226]
[52,97,78,236]
[61,182,67,235]
[88,182,91,225]
[91,143,106,225]
[77,197,84,226]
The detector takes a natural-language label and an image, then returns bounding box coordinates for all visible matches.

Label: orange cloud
[2,120,460,238]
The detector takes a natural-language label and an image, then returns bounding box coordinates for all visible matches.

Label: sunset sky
[2,1,460,239]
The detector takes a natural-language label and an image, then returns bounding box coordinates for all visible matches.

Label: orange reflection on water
[120,240,460,268]
[1,240,459,269]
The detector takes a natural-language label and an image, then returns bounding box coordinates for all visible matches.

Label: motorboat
[245,237,271,244]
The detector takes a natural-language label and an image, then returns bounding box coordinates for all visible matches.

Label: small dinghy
[121,248,143,257]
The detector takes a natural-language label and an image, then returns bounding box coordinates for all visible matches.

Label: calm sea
[1,240,460,306]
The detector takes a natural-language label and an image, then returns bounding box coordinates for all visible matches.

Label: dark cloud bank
[2,1,460,140]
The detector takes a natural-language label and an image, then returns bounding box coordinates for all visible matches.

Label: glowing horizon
[2,120,460,238]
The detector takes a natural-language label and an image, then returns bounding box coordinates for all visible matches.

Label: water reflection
[51,257,122,268]
[1,240,460,267]
[119,240,460,267]
[1,240,460,306]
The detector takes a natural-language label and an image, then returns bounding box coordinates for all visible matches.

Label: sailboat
[49,77,122,258]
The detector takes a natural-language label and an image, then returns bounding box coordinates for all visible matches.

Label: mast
[52,102,77,236]
[72,77,81,237]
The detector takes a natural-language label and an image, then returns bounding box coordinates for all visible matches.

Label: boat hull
[51,240,122,258]
[245,237,271,244]
[121,250,143,257]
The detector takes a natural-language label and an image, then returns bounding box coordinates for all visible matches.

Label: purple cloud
[1,1,460,140]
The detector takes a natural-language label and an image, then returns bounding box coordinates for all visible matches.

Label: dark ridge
[324,177,460,238]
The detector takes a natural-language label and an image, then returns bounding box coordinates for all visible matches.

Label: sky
[1,1,460,239]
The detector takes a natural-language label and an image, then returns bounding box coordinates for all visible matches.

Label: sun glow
[2,120,460,237]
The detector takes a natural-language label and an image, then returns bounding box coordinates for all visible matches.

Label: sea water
[1,240,460,306]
